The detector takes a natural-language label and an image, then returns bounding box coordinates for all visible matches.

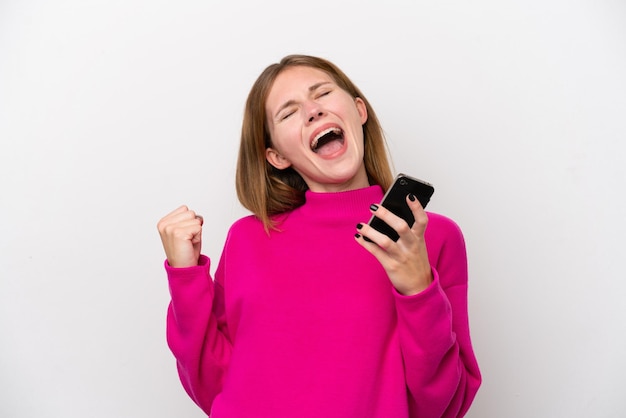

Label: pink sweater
[165,185,481,417]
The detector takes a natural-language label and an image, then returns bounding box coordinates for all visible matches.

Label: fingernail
[408,194,416,202]
[370,204,379,211]
[355,233,361,239]
[356,223,363,229]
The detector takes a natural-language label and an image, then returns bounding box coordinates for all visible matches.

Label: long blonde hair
[236,55,394,230]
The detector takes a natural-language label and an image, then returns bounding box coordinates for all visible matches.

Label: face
[265,66,369,193]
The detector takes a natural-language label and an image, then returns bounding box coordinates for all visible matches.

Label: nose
[304,100,324,123]
[308,111,323,123]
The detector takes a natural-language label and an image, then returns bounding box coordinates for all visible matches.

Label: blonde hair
[236,54,394,230]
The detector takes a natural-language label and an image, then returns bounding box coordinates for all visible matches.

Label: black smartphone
[366,173,435,242]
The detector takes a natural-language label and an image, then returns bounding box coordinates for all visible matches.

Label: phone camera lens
[399,179,408,186]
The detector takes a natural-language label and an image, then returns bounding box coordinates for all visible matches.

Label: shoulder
[426,212,465,241]
[424,212,467,261]
[424,212,469,287]
[215,216,266,269]
[229,214,263,232]
[225,215,266,243]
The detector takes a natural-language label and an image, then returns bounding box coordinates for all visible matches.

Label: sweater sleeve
[165,255,232,415]
[394,216,481,418]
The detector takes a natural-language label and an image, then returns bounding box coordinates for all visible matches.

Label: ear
[355,97,368,125]
[265,147,292,170]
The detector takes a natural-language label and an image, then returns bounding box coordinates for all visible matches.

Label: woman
[158,55,481,417]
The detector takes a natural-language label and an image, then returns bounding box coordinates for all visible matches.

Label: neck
[305,167,370,193]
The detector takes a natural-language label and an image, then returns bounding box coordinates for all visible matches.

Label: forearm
[166,255,232,414]
[395,274,481,418]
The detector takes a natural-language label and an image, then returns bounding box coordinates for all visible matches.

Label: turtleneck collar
[296,185,384,221]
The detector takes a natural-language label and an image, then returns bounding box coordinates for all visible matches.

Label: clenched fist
[157,205,203,268]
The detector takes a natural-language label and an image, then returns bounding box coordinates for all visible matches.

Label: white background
[1,0,625,417]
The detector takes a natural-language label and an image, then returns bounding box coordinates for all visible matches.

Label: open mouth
[311,127,345,155]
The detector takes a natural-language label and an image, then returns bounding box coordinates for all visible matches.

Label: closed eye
[281,109,296,120]
[316,89,332,99]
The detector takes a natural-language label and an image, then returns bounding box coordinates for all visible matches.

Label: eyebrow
[273,81,332,119]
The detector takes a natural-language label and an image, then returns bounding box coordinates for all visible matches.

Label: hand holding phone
[367,173,435,242]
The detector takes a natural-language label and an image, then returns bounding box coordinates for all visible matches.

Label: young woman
[158,55,481,418]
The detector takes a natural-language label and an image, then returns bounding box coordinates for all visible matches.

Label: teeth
[311,127,341,150]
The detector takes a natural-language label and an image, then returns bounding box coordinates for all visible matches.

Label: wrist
[396,271,433,296]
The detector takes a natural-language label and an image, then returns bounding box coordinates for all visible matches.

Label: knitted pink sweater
[165,185,481,417]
